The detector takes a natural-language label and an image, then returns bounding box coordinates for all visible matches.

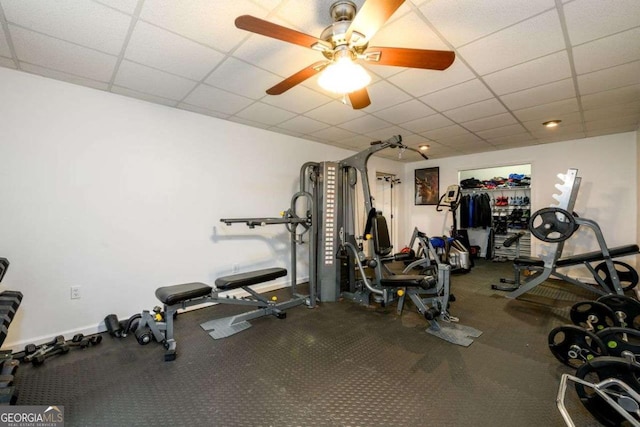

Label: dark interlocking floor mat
[14,260,604,426]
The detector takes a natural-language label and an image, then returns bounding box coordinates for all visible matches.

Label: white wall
[402,133,638,277]
[0,67,403,348]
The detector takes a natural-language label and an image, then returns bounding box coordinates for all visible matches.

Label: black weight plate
[529,207,576,243]
[548,324,608,368]
[570,301,619,331]
[598,295,640,330]
[597,327,640,358]
[575,356,640,427]
[595,261,639,292]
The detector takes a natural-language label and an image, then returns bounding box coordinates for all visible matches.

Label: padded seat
[514,244,639,268]
[155,282,212,306]
[380,275,433,289]
[215,267,287,291]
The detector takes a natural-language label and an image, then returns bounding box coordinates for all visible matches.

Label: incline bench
[135,267,305,361]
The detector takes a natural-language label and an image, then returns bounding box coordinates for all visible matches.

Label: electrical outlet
[70,286,81,299]
[232,264,239,273]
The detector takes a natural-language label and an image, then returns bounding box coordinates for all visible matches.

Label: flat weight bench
[137,267,303,361]
[506,244,640,298]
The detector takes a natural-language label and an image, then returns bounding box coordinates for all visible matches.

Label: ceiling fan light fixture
[318,57,371,94]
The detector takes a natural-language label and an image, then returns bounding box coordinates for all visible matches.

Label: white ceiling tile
[458,10,565,75]
[443,98,508,122]
[583,101,640,122]
[176,102,230,119]
[476,123,528,139]
[401,133,436,147]
[487,134,536,146]
[537,131,586,144]
[0,56,16,68]
[114,60,196,100]
[309,126,357,142]
[372,100,436,124]
[205,57,281,100]
[364,125,407,140]
[573,28,640,74]
[400,114,453,133]
[420,79,493,111]
[578,61,640,96]
[339,134,374,148]
[422,0,555,47]
[234,101,296,126]
[361,80,412,112]
[421,124,470,140]
[500,78,575,110]
[0,28,11,57]
[585,114,639,132]
[586,125,639,138]
[304,102,367,126]
[124,22,225,81]
[10,25,117,81]
[371,10,449,51]
[563,0,640,45]
[462,112,518,132]
[274,0,366,37]
[226,115,271,129]
[388,59,475,97]
[140,0,268,52]
[2,0,131,55]
[440,132,483,145]
[457,141,497,154]
[483,51,572,95]
[581,84,640,110]
[94,0,139,15]
[261,84,332,113]
[337,114,392,133]
[277,115,329,134]
[513,98,580,122]
[112,85,178,107]
[20,62,110,90]
[182,84,254,115]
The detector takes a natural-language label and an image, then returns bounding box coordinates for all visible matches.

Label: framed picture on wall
[415,167,439,205]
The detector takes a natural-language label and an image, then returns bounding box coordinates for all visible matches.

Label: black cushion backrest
[373,213,393,256]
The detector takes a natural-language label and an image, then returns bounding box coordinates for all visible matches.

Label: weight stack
[0,290,23,405]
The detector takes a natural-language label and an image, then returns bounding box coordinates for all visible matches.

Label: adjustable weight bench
[137,267,304,361]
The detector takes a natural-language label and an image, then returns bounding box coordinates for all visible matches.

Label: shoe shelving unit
[489,187,532,260]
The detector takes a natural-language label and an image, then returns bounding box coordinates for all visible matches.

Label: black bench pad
[514,244,639,268]
[215,267,287,291]
[380,275,430,288]
[156,282,212,305]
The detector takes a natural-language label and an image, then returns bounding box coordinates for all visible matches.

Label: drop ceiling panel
[513,98,580,122]
[476,123,528,139]
[362,80,412,112]
[234,101,296,126]
[563,0,640,45]
[443,98,508,123]
[261,84,332,113]
[421,124,470,141]
[139,0,268,52]
[205,57,281,100]
[1,0,131,54]
[372,100,436,124]
[483,51,572,96]
[0,56,15,68]
[388,60,475,98]
[114,60,197,100]
[94,0,138,15]
[10,25,117,81]
[423,0,555,47]
[364,125,407,140]
[500,78,575,111]
[303,101,366,125]
[309,126,357,142]
[0,28,11,56]
[124,22,225,81]
[462,112,519,132]
[583,101,640,122]
[581,84,640,110]
[420,78,493,111]
[21,62,109,91]
[487,134,535,147]
[585,114,639,132]
[112,85,178,107]
[400,114,453,133]
[276,115,330,134]
[338,114,393,133]
[371,9,448,51]
[183,84,254,115]
[458,10,565,75]
[577,61,640,96]
[573,28,640,74]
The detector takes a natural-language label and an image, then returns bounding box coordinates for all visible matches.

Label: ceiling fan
[235,0,455,110]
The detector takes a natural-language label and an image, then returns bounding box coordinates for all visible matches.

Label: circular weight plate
[598,295,640,330]
[575,356,640,427]
[594,261,639,292]
[570,301,619,331]
[548,324,608,368]
[529,207,576,243]
[596,327,640,358]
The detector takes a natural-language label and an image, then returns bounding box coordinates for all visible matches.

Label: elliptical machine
[434,185,472,273]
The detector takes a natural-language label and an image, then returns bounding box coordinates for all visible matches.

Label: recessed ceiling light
[419,144,430,151]
[542,120,562,128]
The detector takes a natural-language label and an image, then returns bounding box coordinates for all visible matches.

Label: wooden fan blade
[266,61,329,95]
[346,0,405,44]
[235,15,331,51]
[348,88,371,110]
[362,47,455,70]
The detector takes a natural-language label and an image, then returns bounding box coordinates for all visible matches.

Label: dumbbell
[32,344,69,366]
[23,336,65,363]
